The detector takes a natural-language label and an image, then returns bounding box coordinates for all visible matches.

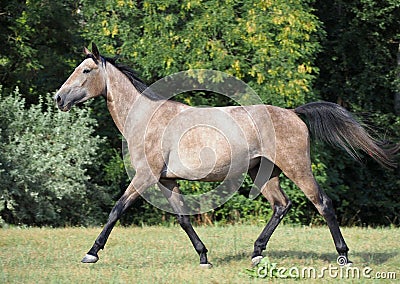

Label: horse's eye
[83,69,91,74]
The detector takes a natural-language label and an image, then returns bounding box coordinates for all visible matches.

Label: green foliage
[0,87,111,226]
[0,0,82,99]
[314,0,400,112]
[80,0,322,107]
[312,0,400,226]
[176,176,274,224]
[214,192,273,224]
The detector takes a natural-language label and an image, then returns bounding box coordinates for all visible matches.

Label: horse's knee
[177,214,188,225]
[274,200,292,219]
[177,215,194,233]
[318,194,335,217]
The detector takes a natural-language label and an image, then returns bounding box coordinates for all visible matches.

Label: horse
[54,43,398,268]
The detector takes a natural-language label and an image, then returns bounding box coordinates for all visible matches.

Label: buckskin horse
[54,43,398,268]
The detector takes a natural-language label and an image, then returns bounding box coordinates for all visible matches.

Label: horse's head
[54,43,107,111]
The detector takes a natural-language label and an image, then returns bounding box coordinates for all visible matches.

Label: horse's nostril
[56,95,61,103]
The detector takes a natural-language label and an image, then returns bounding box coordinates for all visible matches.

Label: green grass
[1,225,399,283]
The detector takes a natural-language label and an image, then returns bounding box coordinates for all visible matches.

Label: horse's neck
[105,64,142,134]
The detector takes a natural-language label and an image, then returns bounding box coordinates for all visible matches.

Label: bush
[0,86,112,226]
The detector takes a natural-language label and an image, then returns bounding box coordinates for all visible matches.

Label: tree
[79,0,323,107]
[312,0,400,225]
[313,0,400,113]
[0,1,82,101]
[395,43,400,115]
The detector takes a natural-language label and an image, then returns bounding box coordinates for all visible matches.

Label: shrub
[0,86,111,226]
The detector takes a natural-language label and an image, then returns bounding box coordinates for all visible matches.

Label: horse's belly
[162,155,260,182]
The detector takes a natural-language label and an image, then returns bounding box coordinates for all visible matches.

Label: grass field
[1,225,399,283]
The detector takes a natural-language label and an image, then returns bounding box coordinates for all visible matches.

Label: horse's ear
[92,43,100,60]
[83,46,91,56]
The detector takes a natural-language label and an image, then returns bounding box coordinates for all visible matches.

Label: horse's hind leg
[283,167,351,265]
[249,165,292,265]
[159,179,212,268]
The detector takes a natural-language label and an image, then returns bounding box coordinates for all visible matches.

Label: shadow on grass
[215,250,398,265]
[214,250,250,263]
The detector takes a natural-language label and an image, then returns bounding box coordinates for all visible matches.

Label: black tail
[294,101,399,168]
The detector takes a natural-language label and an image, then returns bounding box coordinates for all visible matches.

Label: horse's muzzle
[54,93,71,112]
[54,89,88,111]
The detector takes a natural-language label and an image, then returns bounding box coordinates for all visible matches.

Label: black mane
[103,57,148,92]
[87,54,164,100]
[104,57,165,101]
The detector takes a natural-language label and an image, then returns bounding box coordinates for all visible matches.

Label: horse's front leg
[82,175,155,263]
[159,179,212,268]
